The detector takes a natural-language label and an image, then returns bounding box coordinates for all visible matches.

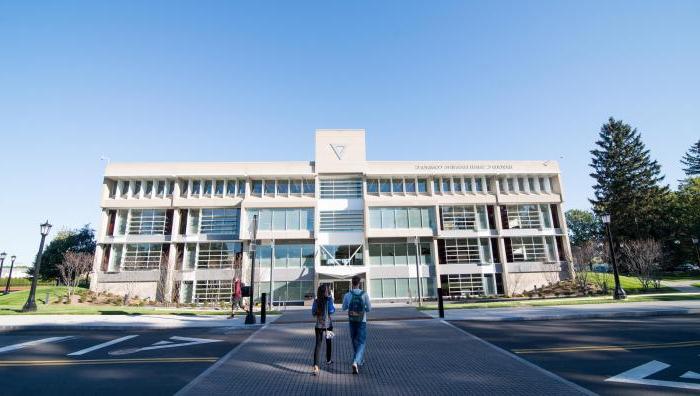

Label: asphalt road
[452,315,700,395]
[0,327,255,396]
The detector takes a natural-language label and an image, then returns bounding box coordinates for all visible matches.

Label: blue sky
[1,1,698,265]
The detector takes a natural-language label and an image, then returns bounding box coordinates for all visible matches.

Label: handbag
[325,330,335,340]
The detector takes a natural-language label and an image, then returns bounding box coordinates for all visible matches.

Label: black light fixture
[245,215,258,325]
[601,214,626,300]
[3,255,16,295]
[0,252,6,279]
[22,221,52,312]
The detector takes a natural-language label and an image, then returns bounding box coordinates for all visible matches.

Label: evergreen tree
[30,224,96,280]
[565,209,602,246]
[589,117,669,239]
[681,139,700,177]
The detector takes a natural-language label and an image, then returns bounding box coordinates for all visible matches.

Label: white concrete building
[91,130,573,304]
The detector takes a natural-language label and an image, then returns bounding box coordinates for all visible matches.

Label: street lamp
[22,221,52,312]
[601,214,626,300]
[245,215,259,325]
[3,255,16,295]
[0,252,6,279]
[692,237,700,265]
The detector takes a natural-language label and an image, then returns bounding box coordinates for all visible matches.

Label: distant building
[91,130,573,304]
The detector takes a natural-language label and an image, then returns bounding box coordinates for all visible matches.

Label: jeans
[348,322,367,365]
[313,328,332,366]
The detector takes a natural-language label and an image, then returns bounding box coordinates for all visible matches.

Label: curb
[0,324,267,332]
[442,308,700,322]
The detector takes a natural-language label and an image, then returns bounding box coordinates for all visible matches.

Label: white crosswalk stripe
[67,335,139,356]
[0,336,74,354]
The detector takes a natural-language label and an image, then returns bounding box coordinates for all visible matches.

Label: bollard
[261,292,267,324]
[45,291,50,305]
[437,288,444,318]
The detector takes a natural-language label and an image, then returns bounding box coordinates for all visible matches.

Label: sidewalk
[425,299,700,321]
[0,313,279,331]
[177,313,592,395]
[662,279,700,293]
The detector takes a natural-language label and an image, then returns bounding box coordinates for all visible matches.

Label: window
[248,208,313,231]
[144,181,153,197]
[184,243,196,270]
[505,205,541,229]
[439,238,482,264]
[116,210,128,235]
[320,245,363,266]
[167,180,175,196]
[417,179,428,193]
[508,236,550,262]
[191,180,201,197]
[264,180,275,195]
[277,180,289,195]
[319,210,363,231]
[108,245,123,271]
[194,280,232,304]
[267,280,313,302]
[367,179,379,194]
[237,179,246,195]
[290,180,302,195]
[475,178,483,192]
[200,208,239,235]
[405,179,416,193]
[156,180,165,197]
[380,179,391,193]
[440,274,484,297]
[369,207,433,229]
[371,277,434,298]
[108,182,116,199]
[303,180,315,195]
[128,209,167,235]
[252,180,263,196]
[120,181,129,198]
[369,242,432,266]
[464,178,473,192]
[132,181,142,198]
[539,177,546,192]
[453,178,462,192]
[123,243,162,270]
[319,178,361,198]
[215,180,225,197]
[203,180,212,197]
[197,242,242,269]
[528,177,536,192]
[226,180,236,197]
[265,244,314,268]
[392,179,404,194]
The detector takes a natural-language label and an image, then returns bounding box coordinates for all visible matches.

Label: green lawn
[604,275,676,293]
[659,273,700,281]
[0,286,277,316]
[693,283,700,288]
[420,293,700,310]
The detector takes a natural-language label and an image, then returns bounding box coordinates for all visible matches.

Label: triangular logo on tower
[330,144,346,160]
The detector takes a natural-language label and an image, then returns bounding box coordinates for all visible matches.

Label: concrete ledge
[440,308,700,322]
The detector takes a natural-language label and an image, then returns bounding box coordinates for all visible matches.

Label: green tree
[32,224,96,280]
[589,117,669,239]
[662,178,700,268]
[681,140,700,177]
[565,209,602,246]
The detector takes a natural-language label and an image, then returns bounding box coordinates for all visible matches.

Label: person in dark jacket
[311,284,335,376]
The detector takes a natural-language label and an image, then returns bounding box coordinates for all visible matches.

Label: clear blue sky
[1,1,698,265]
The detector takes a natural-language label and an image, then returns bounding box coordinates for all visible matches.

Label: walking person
[342,275,371,375]
[231,278,243,317]
[311,284,335,376]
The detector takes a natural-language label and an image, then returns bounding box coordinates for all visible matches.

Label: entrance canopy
[316,266,366,279]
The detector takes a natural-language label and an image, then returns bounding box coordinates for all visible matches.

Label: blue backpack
[348,290,366,322]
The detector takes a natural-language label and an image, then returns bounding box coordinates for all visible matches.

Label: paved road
[452,315,700,395]
[0,327,255,396]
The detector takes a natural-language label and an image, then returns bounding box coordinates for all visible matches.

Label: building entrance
[332,280,351,304]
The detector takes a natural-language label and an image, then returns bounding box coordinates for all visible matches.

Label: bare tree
[620,239,663,290]
[571,241,597,291]
[155,254,169,304]
[507,272,525,296]
[57,251,94,301]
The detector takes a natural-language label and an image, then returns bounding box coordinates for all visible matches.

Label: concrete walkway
[177,314,592,395]
[425,299,700,321]
[0,313,279,330]
[662,279,700,293]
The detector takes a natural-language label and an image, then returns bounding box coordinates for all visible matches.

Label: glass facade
[320,245,363,266]
[247,208,313,231]
[438,238,493,264]
[368,242,432,265]
[200,208,239,235]
[122,243,162,271]
[369,277,435,299]
[440,205,489,230]
[257,243,314,268]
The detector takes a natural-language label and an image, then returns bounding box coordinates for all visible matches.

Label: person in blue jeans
[342,275,371,375]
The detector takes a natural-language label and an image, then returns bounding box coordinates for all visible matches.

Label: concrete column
[432,238,441,288]
[90,244,104,292]
[493,198,511,296]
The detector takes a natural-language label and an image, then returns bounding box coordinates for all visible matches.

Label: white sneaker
[352,363,359,374]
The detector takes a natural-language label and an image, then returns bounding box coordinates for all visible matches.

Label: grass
[659,272,700,281]
[604,275,676,294]
[0,286,279,316]
[693,283,700,288]
[420,293,700,310]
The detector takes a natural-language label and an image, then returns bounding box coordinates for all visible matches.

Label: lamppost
[0,252,6,279]
[692,237,700,265]
[601,214,626,300]
[245,215,258,325]
[3,255,16,295]
[22,221,52,312]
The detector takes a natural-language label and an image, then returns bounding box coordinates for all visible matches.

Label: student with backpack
[342,275,371,375]
[311,284,335,376]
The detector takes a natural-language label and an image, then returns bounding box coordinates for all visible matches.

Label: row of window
[440,205,490,231]
[439,274,501,297]
[320,244,364,266]
[180,242,243,270]
[256,244,315,268]
[498,176,554,194]
[181,179,246,198]
[319,178,363,198]
[319,210,364,232]
[110,180,176,200]
[369,277,436,299]
[368,242,432,266]
[246,208,314,232]
[250,179,315,197]
[366,178,429,195]
[432,177,491,194]
[368,207,434,230]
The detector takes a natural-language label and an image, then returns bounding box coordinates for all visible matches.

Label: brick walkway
[178,310,591,395]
